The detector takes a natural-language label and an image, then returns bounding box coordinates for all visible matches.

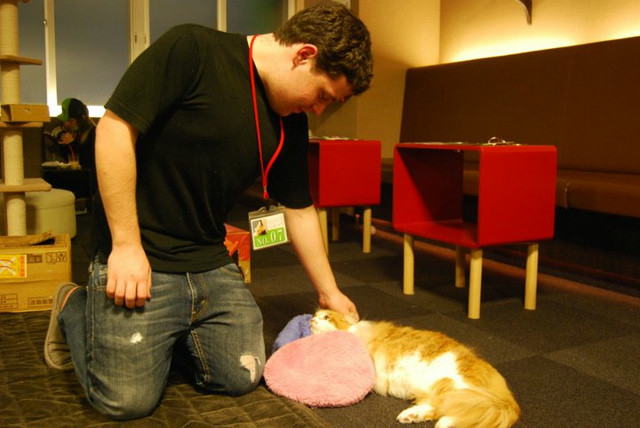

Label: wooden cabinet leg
[403,233,414,295]
[468,248,483,319]
[455,246,466,288]
[331,207,340,241]
[525,243,539,310]
[317,207,329,255]
[362,206,372,253]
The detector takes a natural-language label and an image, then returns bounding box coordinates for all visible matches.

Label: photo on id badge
[250,210,288,250]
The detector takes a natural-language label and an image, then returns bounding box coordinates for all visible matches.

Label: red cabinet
[393,143,557,318]
[308,139,381,253]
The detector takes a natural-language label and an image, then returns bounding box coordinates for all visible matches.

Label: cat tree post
[0,0,50,236]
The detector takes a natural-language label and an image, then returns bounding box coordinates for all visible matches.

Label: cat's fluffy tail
[437,385,520,428]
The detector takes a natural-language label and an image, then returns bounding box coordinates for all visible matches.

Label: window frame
[41,0,294,117]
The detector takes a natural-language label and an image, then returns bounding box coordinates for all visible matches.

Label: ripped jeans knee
[240,353,261,384]
[222,351,265,396]
[181,265,266,396]
[76,260,266,419]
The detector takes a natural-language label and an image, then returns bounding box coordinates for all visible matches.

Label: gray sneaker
[44,282,78,370]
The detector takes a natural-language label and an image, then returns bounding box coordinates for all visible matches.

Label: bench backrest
[400,36,640,175]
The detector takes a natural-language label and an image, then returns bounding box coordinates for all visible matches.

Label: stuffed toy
[272,313,312,353]
[264,315,376,407]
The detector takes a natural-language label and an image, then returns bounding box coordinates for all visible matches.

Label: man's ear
[293,44,318,66]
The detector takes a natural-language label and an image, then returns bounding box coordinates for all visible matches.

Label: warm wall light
[442,1,640,64]
[610,29,640,39]
[452,36,573,62]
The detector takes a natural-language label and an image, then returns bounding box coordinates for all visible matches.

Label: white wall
[440,0,640,63]
[308,0,440,159]
[314,0,640,159]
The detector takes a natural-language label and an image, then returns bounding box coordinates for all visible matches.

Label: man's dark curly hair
[274,1,373,95]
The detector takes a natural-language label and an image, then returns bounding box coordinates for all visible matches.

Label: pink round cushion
[264,330,375,407]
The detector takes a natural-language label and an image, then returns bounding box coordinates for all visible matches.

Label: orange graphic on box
[0,255,27,278]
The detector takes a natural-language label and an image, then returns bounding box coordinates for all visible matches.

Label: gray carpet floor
[64,203,640,428]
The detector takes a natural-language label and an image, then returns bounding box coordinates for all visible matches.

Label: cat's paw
[396,404,435,424]
[435,416,456,428]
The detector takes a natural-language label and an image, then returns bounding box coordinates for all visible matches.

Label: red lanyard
[249,35,285,200]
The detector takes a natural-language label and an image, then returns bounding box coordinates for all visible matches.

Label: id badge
[248,205,289,250]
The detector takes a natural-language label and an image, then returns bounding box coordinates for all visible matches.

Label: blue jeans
[59,259,265,420]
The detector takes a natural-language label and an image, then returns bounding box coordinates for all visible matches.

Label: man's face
[267,56,353,117]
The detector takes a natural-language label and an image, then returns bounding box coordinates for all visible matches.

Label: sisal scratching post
[3,130,26,234]
[0,0,28,235]
[2,130,23,184]
[4,193,25,234]
[0,0,20,53]
[0,0,21,104]
[1,63,21,101]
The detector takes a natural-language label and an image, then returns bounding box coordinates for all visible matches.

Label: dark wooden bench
[397,36,640,218]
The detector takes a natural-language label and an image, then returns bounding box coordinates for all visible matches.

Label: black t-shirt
[93,24,312,273]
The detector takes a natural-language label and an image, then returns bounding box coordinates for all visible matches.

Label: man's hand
[96,110,147,309]
[319,291,360,322]
[283,205,360,322]
[106,245,152,309]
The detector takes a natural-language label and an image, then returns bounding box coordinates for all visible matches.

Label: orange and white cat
[310,309,520,428]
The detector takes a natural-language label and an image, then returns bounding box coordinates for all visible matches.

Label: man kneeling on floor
[44,2,373,420]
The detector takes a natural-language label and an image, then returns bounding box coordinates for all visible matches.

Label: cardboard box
[1,103,50,122]
[0,234,71,312]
